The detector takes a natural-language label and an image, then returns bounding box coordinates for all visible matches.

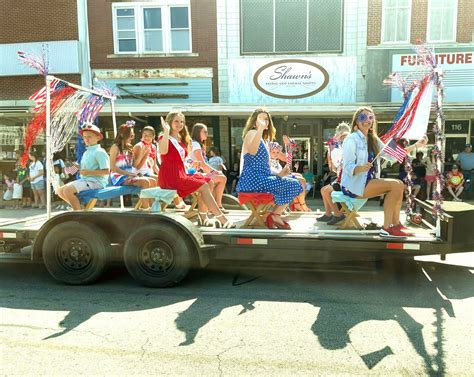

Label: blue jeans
[462,170,472,195]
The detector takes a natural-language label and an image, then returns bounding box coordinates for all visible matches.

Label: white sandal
[197,212,214,227]
[215,213,235,229]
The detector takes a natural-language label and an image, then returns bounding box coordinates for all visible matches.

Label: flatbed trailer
[1,199,473,287]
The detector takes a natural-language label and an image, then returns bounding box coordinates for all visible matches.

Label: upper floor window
[112,1,191,54]
[427,0,457,42]
[240,0,343,54]
[381,0,411,43]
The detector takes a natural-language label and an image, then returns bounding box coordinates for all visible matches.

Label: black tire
[123,223,195,288]
[221,193,246,210]
[42,221,109,285]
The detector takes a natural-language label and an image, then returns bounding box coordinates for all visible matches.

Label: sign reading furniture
[253,59,329,99]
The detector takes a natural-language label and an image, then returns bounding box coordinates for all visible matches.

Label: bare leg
[447,186,456,200]
[321,185,332,216]
[361,179,404,228]
[196,183,230,225]
[211,174,227,207]
[38,189,46,207]
[32,189,39,207]
[56,184,82,211]
[426,181,432,200]
[412,185,421,198]
[456,186,464,200]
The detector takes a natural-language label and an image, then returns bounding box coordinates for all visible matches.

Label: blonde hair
[242,108,276,142]
[336,121,351,134]
[165,111,191,149]
[351,106,380,156]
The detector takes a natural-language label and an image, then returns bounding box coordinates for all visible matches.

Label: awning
[99,102,474,117]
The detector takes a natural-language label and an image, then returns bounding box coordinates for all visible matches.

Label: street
[1,253,473,375]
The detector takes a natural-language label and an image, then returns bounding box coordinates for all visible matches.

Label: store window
[381,0,411,44]
[113,1,191,54]
[241,0,343,54]
[427,0,457,43]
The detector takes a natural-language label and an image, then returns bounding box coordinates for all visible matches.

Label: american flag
[64,162,80,176]
[29,79,67,112]
[381,138,407,163]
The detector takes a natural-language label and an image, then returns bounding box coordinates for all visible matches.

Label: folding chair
[77,186,142,211]
[183,192,199,219]
[238,192,275,228]
[331,191,368,230]
[136,187,178,212]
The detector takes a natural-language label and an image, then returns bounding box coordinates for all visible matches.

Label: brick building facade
[365,0,474,165]
[0,0,87,175]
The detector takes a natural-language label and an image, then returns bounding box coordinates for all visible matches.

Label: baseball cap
[79,122,103,139]
[466,143,472,148]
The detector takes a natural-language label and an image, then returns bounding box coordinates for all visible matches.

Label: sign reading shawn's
[253,59,329,99]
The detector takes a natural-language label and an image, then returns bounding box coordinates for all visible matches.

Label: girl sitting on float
[158,111,234,228]
[268,141,311,212]
[190,123,228,213]
[237,109,302,229]
[110,122,157,208]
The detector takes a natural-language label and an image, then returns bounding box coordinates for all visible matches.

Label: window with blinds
[241,0,344,54]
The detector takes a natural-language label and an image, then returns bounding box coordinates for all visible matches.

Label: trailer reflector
[236,238,268,245]
[387,243,420,250]
[0,232,16,239]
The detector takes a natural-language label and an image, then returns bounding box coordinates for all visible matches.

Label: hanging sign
[253,59,329,99]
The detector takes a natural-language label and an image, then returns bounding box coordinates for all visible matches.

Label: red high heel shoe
[265,213,291,230]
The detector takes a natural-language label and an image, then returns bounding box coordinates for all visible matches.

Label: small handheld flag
[375,138,407,163]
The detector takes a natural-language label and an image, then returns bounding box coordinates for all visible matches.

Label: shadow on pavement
[0,259,472,375]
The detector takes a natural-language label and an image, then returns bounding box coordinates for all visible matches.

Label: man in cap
[56,122,110,210]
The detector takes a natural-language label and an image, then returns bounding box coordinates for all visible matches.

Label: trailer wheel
[123,223,195,287]
[42,221,109,285]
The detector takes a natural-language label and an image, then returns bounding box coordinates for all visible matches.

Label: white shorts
[69,179,104,193]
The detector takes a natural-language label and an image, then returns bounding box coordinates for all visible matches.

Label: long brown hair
[165,111,191,148]
[191,123,207,148]
[114,124,134,153]
[242,108,276,142]
[351,106,380,156]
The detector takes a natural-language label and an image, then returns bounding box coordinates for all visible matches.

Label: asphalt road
[1,254,473,376]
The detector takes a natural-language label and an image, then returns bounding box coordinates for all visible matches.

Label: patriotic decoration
[380,138,407,163]
[285,138,297,171]
[381,75,433,143]
[78,95,105,126]
[21,86,77,167]
[29,78,68,112]
[17,45,49,76]
[64,161,80,176]
[382,42,445,220]
[269,141,282,152]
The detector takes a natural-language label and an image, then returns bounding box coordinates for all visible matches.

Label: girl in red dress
[158,111,234,228]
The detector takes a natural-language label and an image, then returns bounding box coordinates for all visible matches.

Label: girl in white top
[190,123,228,212]
[28,150,46,209]
[133,125,160,178]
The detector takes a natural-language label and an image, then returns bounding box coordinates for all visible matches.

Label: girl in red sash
[158,111,234,228]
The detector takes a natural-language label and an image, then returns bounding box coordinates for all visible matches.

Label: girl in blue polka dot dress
[237,109,303,229]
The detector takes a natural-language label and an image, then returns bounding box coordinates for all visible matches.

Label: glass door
[289,137,311,173]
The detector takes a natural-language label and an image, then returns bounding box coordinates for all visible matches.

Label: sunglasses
[357,113,375,123]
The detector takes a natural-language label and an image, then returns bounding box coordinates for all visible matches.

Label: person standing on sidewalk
[456,143,474,198]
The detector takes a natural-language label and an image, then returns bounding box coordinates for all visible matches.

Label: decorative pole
[432,67,445,238]
[45,75,52,220]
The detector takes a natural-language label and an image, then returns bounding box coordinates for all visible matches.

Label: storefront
[220,56,360,174]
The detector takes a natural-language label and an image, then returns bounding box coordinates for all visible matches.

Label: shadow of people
[1,259,472,375]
